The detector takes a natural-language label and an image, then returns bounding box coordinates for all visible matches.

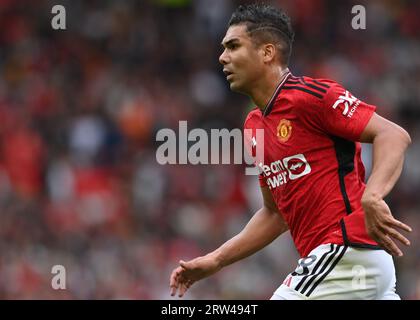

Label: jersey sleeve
[303,80,376,141]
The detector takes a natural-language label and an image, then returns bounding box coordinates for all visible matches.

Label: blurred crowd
[0,0,419,299]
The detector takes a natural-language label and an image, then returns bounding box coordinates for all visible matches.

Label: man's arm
[360,112,412,257]
[211,186,288,267]
[169,186,288,297]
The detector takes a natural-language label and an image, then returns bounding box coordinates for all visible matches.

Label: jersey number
[291,255,317,276]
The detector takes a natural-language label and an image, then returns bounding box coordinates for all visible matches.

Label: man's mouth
[223,69,233,76]
[223,69,234,80]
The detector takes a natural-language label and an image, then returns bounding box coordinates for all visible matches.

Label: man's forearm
[209,207,288,269]
[363,129,411,202]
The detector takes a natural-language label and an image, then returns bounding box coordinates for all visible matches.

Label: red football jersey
[244,72,381,257]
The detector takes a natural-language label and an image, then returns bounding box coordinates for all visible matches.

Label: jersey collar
[262,70,291,117]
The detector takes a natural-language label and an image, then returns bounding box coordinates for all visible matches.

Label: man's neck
[251,67,290,112]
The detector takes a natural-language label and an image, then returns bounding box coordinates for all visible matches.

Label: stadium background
[0,0,419,299]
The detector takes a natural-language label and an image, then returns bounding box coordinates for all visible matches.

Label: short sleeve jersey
[244,72,380,257]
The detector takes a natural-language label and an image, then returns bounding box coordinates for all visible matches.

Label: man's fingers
[170,259,198,297]
[389,218,412,233]
[169,274,179,296]
[380,234,403,257]
[384,226,411,246]
[371,228,403,257]
[186,279,194,289]
[169,271,178,287]
[170,268,181,285]
[178,282,189,298]
[170,267,185,296]
[170,285,177,296]
[170,274,179,296]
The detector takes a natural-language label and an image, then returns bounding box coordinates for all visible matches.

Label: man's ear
[262,43,276,63]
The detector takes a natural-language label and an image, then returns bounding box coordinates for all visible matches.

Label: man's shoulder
[285,75,339,98]
[244,107,262,129]
[300,75,339,87]
[281,75,343,108]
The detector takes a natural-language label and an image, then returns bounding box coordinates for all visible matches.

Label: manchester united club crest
[277,119,292,142]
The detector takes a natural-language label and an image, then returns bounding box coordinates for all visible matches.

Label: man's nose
[219,50,228,65]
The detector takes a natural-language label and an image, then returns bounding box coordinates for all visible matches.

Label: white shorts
[271,243,400,300]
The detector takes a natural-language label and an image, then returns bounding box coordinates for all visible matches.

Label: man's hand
[362,196,412,257]
[169,190,288,298]
[169,254,222,298]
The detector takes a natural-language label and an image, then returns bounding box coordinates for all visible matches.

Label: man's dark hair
[229,3,295,65]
